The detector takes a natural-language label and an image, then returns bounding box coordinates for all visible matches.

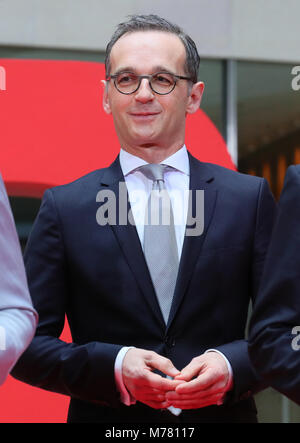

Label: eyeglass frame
[106,71,193,95]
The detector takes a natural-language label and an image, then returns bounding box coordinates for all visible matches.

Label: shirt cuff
[114,346,136,406]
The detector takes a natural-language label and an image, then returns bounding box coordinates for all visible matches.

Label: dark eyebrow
[113,67,136,75]
[151,66,174,73]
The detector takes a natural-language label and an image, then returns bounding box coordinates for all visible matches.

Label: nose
[135,78,154,103]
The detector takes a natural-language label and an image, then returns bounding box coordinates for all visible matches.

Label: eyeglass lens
[115,72,176,94]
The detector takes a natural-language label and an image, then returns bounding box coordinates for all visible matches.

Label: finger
[135,386,167,399]
[174,358,204,382]
[176,367,222,393]
[142,370,183,392]
[142,393,166,402]
[139,386,171,395]
[146,353,180,378]
[133,386,167,404]
[167,383,225,401]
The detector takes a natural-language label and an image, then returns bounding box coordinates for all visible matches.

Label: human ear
[186,81,205,114]
[101,80,112,114]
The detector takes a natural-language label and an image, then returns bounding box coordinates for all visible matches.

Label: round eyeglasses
[106,71,192,95]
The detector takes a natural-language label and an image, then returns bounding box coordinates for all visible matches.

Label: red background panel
[0,59,234,197]
[0,59,234,422]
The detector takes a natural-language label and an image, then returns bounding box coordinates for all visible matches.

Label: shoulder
[198,161,265,193]
[53,167,105,192]
[0,173,12,214]
[278,164,300,207]
[37,166,114,220]
[0,173,8,199]
[284,164,300,185]
[44,167,108,203]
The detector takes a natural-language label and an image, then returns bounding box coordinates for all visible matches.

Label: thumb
[175,358,203,382]
[148,353,180,378]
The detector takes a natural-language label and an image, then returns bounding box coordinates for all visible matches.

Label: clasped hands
[122,348,231,410]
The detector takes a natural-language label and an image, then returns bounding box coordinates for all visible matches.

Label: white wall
[0,0,299,63]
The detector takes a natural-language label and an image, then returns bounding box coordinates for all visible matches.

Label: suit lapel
[166,154,218,329]
[99,154,218,331]
[100,156,166,328]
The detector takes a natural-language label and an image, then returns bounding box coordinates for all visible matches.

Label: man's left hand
[165,352,232,409]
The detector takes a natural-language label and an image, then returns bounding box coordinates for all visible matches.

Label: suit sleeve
[248,165,300,405]
[11,189,123,407]
[215,177,277,402]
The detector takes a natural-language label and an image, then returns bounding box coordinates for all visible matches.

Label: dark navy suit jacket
[249,164,300,405]
[12,153,276,422]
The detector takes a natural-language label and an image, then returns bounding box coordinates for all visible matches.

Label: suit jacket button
[165,336,175,347]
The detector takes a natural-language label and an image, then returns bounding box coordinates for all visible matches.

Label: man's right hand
[122,348,183,409]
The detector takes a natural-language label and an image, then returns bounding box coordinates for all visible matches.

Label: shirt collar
[119,145,190,177]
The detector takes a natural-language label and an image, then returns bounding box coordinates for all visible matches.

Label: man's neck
[121,142,184,164]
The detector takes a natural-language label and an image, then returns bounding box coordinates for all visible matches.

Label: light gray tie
[139,164,179,324]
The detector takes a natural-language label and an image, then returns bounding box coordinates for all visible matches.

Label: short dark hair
[105,14,200,84]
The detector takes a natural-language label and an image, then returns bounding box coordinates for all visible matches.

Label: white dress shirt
[114,146,233,409]
[0,173,38,385]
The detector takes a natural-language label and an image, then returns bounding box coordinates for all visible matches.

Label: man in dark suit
[249,164,300,405]
[12,15,276,423]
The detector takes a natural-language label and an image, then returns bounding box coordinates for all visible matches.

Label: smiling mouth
[129,111,161,116]
[129,112,160,119]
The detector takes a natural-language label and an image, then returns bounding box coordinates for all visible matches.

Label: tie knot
[138,163,167,183]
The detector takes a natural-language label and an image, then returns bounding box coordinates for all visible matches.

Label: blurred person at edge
[249,165,300,405]
[0,174,37,385]
[11,15,276,423]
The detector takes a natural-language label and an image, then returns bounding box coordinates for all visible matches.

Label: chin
[131,131,157,145]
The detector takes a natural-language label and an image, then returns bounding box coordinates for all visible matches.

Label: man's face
[103,31,204,151]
